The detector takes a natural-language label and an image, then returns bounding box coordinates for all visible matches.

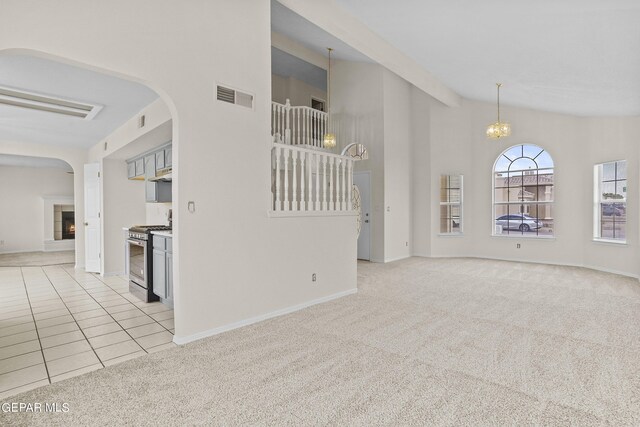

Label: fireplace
[62,211,75,240]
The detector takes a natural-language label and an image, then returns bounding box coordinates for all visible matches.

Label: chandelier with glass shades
[323,47,337,149]
[486,83,511,139]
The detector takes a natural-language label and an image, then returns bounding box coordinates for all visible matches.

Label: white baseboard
[173,288,358,345]
[384,255,412,263]
[0,248,42,255]
[424,254,638,280]
[102,271,125,277]
[43,239,75,252]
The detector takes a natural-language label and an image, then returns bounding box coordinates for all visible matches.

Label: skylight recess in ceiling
[0,86,102,120]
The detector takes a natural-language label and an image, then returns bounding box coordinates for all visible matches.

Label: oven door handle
[127,239,146,247]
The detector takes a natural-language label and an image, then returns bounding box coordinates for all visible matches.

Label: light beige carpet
[0,251,75,267]
[1,257,639,426]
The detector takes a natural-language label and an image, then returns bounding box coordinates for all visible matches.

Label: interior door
[353,172,371,261]
[84,163,101,273]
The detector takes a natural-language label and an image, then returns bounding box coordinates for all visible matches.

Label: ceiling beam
[275,0,461,107]
[272,31,327,70]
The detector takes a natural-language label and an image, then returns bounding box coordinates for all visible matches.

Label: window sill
[491,234,555,240]
[592,238,627,246]
[438,233,464,237]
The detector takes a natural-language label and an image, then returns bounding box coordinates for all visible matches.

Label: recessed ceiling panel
[0,54,158,148]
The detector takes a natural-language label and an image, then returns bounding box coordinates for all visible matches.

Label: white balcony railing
[272,142,354,213]
[271,99,327,148]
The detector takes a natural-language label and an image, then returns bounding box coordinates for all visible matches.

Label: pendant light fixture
[323,47,337,149]
[486,83,511,139]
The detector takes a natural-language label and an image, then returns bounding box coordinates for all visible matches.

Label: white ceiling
[0,54,158,149]
[272,47,327,91]
[271,1,372,63]
[333,0,640,116]
[0,154,72,171]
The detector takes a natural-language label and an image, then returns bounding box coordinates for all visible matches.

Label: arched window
[493,144,554,237]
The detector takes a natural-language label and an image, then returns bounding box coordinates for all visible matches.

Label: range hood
[149,168,172,182]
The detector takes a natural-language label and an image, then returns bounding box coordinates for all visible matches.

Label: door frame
[353,170,371,261]
[84,162,101,273]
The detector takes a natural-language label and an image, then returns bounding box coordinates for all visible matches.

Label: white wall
[423,98,640,277]
[271,74,326,107]
[90,99,172,276]
[410,86,432,257]
[146,203,171,225]
[0,140,87,267]
[101,159,146,275]
[332,61,385,261]
[0,165,74,253]
[382,69,412,262]
[2,0,357,342]
[332,63,416,263]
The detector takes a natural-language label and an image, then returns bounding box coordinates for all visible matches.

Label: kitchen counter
[151,230,172,237]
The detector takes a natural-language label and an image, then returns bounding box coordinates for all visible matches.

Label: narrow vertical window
[493,144,554,237]
[440,175,463,234]
[594,160,626,243]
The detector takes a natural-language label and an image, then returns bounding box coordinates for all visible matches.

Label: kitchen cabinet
[165,147,172,167]
[145,154,171,203]
[135,158,145,176]
[127,162,136,179]
[155,150,165,170]
[152,234,172,304]
[127,143,171,180]
[126,157,145,180]
[152,248,167,299]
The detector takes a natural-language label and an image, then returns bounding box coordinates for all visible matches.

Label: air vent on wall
[0,86,102,120]
[216,85,253,109]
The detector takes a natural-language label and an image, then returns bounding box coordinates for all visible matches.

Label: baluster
[327,157,336,211]
[299,151,307,211]
[271,104,275,137]
[322,155,328,210]
[347,160,352,210]
[308,152,313,210]
[292,150,298,211]
[319,111,322,147]
[283,148,289,211]
[294,109,299,145]
[341,158,346,210]
[313,110,317,146]
[320,112,325,147]
[285,99,290,145]
[305,109,309,146]
[315,153,320,210]
[335,159,341,211]
[274,146,281,211]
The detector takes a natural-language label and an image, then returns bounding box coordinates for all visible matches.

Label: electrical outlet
[516,243,521,249]
[312,273,317,282]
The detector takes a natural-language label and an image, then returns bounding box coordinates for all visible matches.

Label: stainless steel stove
[127,225,171,302]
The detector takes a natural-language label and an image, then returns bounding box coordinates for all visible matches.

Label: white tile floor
[0,264,175,398]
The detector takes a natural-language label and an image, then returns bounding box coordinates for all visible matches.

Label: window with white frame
[594,160,627,242]
[493,144,554,237]
[440,175,462,234]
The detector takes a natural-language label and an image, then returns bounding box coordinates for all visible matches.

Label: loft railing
[272,142,354,213]
[271,99,327,148]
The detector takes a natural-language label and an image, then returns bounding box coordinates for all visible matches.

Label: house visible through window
[493,144,554,237]
[440,175,462,234]
[594,160,626,242]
